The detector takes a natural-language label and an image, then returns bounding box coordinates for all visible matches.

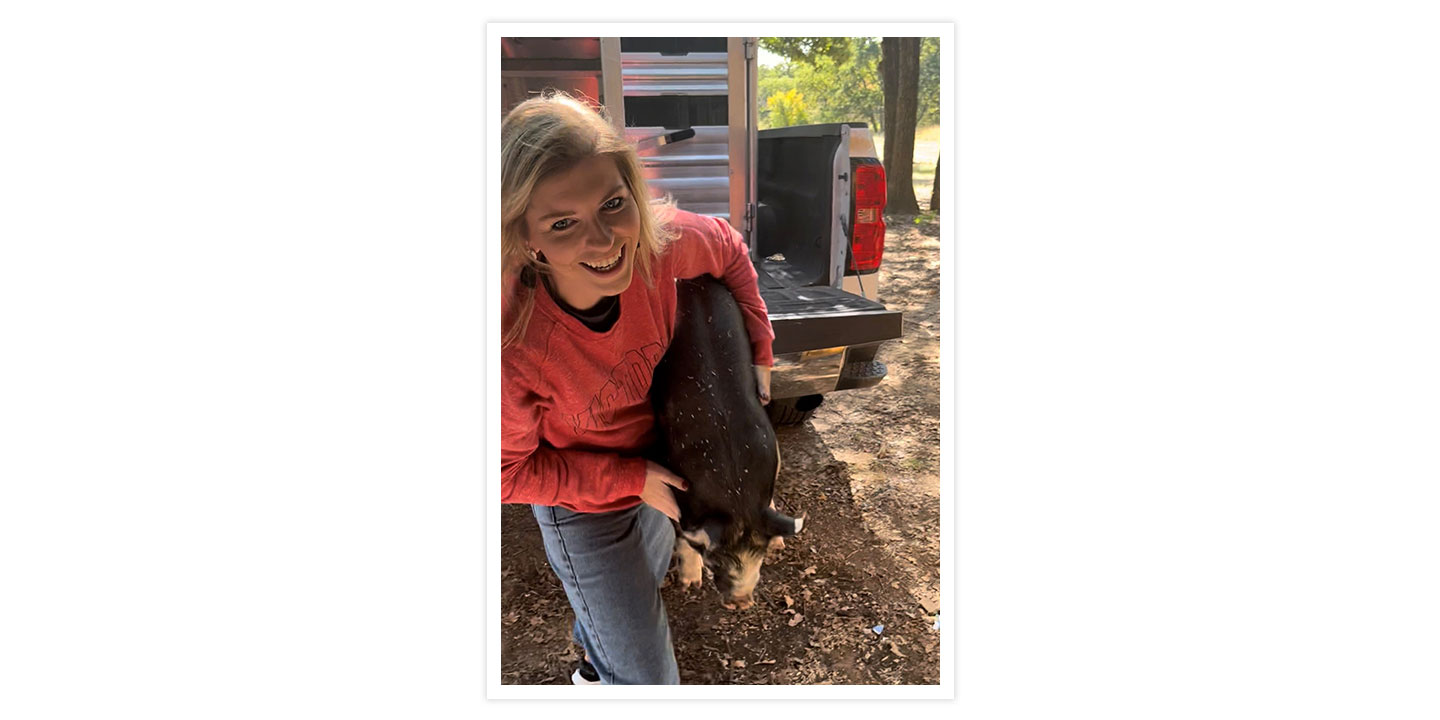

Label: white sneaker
[571,658,601,685]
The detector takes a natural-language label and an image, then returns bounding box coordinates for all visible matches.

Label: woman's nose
[584,217,614,247]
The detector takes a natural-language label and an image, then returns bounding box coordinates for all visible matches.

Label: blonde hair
[500,90,676,348]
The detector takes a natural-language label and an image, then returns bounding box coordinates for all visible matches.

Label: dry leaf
[757,659,777,665]
[733,660,746,668]
[788,614,805,627]
[801,566,818,576]
[784,595,794,608]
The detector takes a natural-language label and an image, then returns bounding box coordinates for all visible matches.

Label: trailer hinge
[744,38,756,61]
[744,201,756,236]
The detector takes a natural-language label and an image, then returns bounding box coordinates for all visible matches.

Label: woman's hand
[754,364,772,405]
[641,461,689,522]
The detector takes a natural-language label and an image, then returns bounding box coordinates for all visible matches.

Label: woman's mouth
[580,245,625,275]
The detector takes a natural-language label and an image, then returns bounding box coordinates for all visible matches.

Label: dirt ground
[499,198,941,685]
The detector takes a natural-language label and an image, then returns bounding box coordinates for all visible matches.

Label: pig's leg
[675,536,704,590]
[768,437,787,553]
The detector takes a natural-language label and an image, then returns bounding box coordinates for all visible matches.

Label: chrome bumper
[769,346,845,399]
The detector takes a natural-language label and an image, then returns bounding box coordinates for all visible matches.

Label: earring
[520,246,539,288]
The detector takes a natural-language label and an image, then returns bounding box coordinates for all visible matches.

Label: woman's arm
[671,212,776,369]
[501,403,646,512]
[499,348,648,511]
[500,351,688,517]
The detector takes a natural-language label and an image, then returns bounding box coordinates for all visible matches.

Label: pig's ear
[763,506,805,537]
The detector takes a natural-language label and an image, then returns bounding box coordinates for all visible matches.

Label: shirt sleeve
[500,345,648,511]
[670,213,776,367]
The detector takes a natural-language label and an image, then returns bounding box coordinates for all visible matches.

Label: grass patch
[872,125,940,164]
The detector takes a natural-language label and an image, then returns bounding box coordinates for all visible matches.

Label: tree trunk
[880,38,898,172]
[930,156,940,213]
[884,37,922,215]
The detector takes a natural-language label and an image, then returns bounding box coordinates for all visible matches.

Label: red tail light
[850,162,886,273]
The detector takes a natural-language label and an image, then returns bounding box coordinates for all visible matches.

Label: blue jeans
[530,503,680,684]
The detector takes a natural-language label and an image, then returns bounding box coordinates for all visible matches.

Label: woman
[499,91,775,685]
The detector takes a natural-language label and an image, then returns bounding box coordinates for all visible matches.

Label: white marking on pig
[729,547,765,600]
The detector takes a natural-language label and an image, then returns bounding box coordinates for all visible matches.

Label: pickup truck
[500,36,902,425]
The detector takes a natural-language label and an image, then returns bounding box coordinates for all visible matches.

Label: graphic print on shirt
[566,342,666,435]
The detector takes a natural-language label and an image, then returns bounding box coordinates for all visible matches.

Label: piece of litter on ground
[788,614,805,627]
[767,253,786,261]
[873,624,885,635]
[933,618,941,630]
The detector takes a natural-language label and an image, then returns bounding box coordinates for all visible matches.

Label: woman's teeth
[581,247,623,272]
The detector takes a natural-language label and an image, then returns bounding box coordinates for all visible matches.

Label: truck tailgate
[759,281,902,355]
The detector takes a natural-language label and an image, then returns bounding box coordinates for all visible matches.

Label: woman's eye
[603,196,625,211]
[550,218,575,231]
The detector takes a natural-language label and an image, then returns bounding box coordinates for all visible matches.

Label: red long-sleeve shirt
[501,209,775,513]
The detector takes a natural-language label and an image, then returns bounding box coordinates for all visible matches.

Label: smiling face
[523,154,642,311]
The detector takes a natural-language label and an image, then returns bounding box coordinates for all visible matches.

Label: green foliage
[758,37,851,66]
[757,37,939,131]
[757,61,799,128]
[918,37,940,127]
[766,88,811,127]
[759,37,882,130]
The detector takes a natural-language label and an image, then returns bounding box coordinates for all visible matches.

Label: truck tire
[766,394,824,426]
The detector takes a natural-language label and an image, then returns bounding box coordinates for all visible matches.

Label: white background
[4,2,1439,718]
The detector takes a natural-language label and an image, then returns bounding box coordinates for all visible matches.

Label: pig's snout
[721,594,755,611]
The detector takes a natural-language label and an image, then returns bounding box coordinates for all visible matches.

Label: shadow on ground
[499,420,940,685]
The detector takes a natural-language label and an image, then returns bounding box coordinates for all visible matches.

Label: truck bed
[756,260,901,355]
